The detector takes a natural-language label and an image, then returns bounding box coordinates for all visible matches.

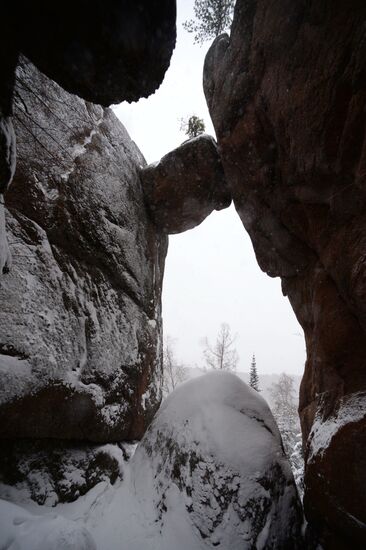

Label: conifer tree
[183,0,235,45]
[180,115,205,138]
[249,354,260,391]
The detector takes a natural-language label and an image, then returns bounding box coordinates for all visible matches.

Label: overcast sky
[114,0,306,376]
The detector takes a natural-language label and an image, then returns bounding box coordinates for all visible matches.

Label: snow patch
[0,499,97,550]
[0,355,32,405]
[308,391,366,461]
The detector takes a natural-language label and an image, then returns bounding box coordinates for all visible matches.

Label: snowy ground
[0,453,204,550]
[0,372,302,549]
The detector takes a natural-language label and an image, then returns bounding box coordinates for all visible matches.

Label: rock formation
[0,58,231,502]
[0,0,177,271]
[2,0,364,546]
[0,440,128,506]
[0,58,167,444]
[141,134,231,234]
[204,0,366,547]
[133,372,303,549]
[10,1,176,106]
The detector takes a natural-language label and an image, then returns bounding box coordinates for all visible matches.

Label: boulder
[141,134,231,234]
[0,59,167,443]
[132,371,303,549]
[203,1,366,546]
[5,1,176,106]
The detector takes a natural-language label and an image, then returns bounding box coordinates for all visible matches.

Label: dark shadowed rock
[0,1,176,270]
[203,0,366,546]
[0,440,134,505]
[305,394,366,548]
[141,135,231,234]
[7,1,176,106]
[133,372,303,549]
[0,59,167,443]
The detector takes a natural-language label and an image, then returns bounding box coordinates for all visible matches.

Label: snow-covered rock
[0,442,128,506]
[0,374,303,549]
[132,371,303,549]
[0,115,16,194]
[0,58,167,444]
[304,391,366,547]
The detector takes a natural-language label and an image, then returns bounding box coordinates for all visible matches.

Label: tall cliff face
[204,0,366,547]
[0,59,167,443]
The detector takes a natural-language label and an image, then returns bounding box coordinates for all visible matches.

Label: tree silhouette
[183,0,235,45]
[162,337,188,396]
[203,323,238,371]
[249,354,260,391]
[180,115,205,138]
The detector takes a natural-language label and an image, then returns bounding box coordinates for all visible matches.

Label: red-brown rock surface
[204,0,366,547]
[141,135,231,234]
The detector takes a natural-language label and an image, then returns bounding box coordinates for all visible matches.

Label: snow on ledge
[308,391,366,462]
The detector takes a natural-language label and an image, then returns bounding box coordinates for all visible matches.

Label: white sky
[113,0,306,375]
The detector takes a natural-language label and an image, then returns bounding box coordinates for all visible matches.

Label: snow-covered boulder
[132,371,303,549]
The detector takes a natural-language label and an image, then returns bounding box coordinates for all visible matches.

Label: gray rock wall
[0,59,168,443]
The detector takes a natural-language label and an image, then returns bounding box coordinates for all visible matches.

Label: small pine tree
[180,115,206,139]
[249,354,260,392]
